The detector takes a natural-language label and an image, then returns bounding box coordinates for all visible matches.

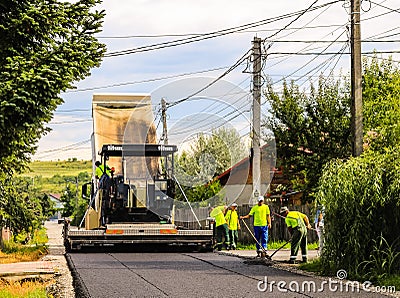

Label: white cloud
[34,0,400,160]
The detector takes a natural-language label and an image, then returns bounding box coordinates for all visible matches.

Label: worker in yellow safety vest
[280,206,312,264]
[210,205,230,251]
[95,161,112,179]
[225,203,240,250]
[240,196,271,257]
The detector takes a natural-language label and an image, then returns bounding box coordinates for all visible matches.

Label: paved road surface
[68,251,391,298]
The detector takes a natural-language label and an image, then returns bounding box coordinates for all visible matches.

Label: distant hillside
[20,160,93,194]
[22,160,92,178]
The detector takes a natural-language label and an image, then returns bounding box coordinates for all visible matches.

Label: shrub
[318,147,400,278]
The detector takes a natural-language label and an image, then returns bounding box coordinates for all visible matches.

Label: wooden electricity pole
[252,37,262,202]
[161,98,168,145]
[351,0,363,156]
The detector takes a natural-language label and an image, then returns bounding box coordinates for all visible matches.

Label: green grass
[237,241,319,250]
[1,227,49,264]
[299,258,399,293]
[298,258,323,273]
[0,228,50,297]
[19,160,92,193]
[0,284,48,298]
[377,275,400,292]
[21,160,92,178]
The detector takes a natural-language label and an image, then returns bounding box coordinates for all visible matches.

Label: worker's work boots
[257,249,268,258]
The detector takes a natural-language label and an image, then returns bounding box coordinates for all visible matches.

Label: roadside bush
[318,147,400,278]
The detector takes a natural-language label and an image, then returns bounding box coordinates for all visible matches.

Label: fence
[237,204,318,244]
[174,207,210,230]
[174,203,318,244]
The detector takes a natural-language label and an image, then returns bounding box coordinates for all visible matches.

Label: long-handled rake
[269,238,291,259]
[240,218,271,259]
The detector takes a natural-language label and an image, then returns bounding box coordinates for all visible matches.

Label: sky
[33,0,400,161]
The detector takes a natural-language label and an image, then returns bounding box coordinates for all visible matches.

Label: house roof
[215,143,273,182]
[49,193,61,202]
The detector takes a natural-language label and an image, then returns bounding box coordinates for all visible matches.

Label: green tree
[176,127,247,185]
[60,183,86,226]
[0,0,104,237]
[0,0,105,175]
[40,193,56,219]
[362,56,400,151]
[175,179,224,204]
[60,184,77,218]
[175,127,246,202]
[0,176,53,237]
[318,148,400,279]
[318,57,400,279]
[264,75,351,198]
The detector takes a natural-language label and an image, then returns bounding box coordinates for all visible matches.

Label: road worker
[95,161,112,179]
[314,204,325,254]
[225,203,240,250]
[240,196,271,257]
[210,205,230,251]
[280,206,312,264]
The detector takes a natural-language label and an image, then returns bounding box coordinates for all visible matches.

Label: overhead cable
[104,1,341,57]
[96,24,347,39]
[263,0,320,42]
[167,49,252,108]
[67,65,232,93]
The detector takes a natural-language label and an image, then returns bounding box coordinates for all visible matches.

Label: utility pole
[75,177,79,211]
[161,98,168,145]
[351,0,363,156]
[252,37,262,203]
[161,98,172,178]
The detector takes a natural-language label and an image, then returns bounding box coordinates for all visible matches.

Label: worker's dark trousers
[216,223,230,250]
[290,227,307,261]
[228,229,238,249]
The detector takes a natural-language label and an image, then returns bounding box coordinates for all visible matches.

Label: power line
[167,49,252,108]
[35,140,91,155]
[364,26,400,40]
[186,77,251,116]
[267,50,400,55]
[261,17,349,74]
[96,23,347,39]
[271,1,334,42]
[169,93,251,137]
[169,106,250,138]
[363,54,400,63]
[369,1,400,14]
[268,30,348,86]
[295,42,349,87]
[55,109,90,113]
[49,119,92,125]
[97,22,356,40]
[263,0,320,42]
[104,1,342,57]
[361,5,400,22]
[265,39,400,43]
[67,65,232,93]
